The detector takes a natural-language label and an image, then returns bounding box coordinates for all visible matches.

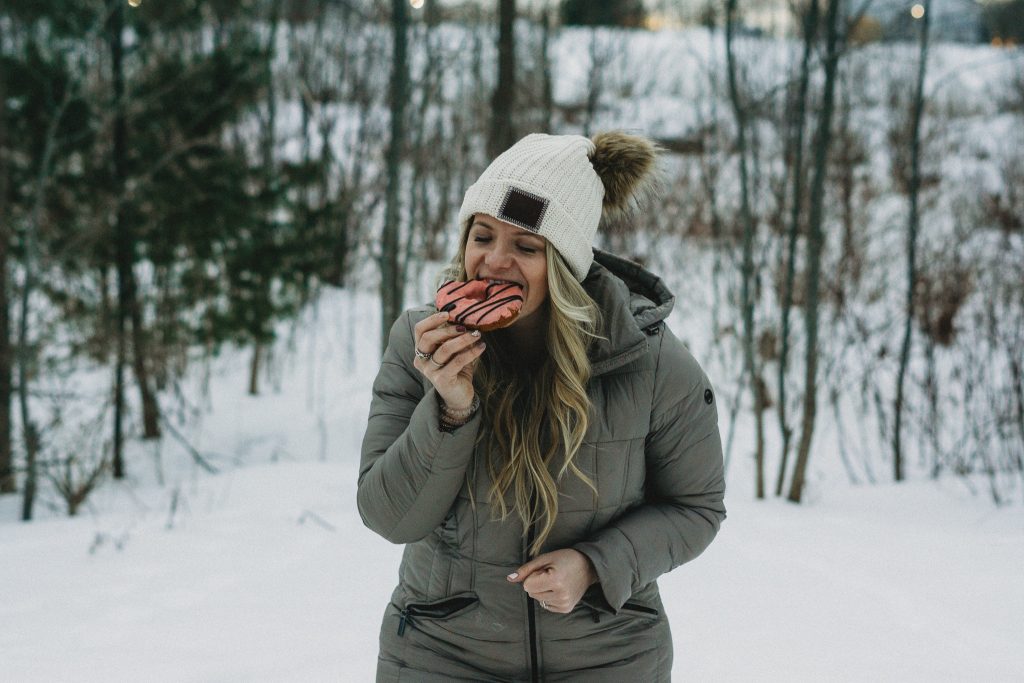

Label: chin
[513,304,546,326]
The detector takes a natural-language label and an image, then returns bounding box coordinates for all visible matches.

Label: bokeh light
[410,0,424,9]
[910,4,925,19]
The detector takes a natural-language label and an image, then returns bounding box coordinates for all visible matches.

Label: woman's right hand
[412,311,487,411]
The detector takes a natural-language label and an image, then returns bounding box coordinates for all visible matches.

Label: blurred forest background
[2,0,1023,521]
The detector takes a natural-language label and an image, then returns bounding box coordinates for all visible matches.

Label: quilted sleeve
[357,310,482,544]
[574,325,727,612]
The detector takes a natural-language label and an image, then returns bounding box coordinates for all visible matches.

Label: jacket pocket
[621,601,660,617]
[579,597,660,624]
[397,592,479,636]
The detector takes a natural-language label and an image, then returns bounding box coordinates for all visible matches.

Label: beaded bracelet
[439,395,480,430]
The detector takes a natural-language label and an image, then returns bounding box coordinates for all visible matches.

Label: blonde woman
[358,132,726,681]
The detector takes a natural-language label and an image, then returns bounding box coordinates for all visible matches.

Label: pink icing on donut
[435,279,524,330]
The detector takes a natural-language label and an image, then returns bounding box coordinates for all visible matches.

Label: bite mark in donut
[435,279,524,331]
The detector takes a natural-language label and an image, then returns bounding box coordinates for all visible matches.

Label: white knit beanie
[457,132,660,282]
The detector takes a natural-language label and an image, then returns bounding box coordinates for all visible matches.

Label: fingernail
[506,572,518,581]
[456,325,467,333]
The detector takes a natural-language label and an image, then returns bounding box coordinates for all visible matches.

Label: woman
[358,132,726,681]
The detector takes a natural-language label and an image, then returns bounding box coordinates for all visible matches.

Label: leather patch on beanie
[498,187,548,233]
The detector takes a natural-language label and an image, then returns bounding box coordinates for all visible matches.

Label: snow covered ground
[2,287,1022,682]
[5,461,1023,682]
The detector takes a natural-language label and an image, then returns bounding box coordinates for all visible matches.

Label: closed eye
[471,234,540,254]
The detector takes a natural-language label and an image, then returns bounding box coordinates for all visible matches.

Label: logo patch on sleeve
[497,187,549,233]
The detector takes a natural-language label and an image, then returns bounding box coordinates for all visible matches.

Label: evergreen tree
[3,0,300,485]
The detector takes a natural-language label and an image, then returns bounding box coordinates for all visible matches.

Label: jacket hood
[583,248,676,376]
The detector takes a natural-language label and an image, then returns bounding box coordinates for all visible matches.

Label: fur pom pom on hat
[457,131,661,281]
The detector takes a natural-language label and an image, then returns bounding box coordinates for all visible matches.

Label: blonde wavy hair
[439,223,605,556]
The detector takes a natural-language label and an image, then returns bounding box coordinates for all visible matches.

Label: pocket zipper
[621,601,659,616]
[397,595,478,636]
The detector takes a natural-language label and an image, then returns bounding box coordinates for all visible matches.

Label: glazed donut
[435,279,524,331]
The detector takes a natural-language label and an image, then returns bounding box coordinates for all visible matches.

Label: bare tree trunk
[726,0,765,499]
[540,8,554,132]
[18,72,67,519]
[424,0,440,26]
[293,15,315,296]
[488,0,517,158]
[582,29,609,138]
[893,0,932,483]
[407,10,442,282]
[380,0,410,353]
[18,205,41,518]
[788,0,842,504]
[130,305,161,438]
[775,0,819,497]
[925,333,940,478]
[249,0,283,396]
[830,386,861,484]
[0,22,14,494]
[111,0,132,477]
[249,342,262,396]
[109,6,161,483]
[99,265,112,342]
[1010,355,1024,474]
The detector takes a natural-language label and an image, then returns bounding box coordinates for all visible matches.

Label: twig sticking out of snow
[297,509,336,532]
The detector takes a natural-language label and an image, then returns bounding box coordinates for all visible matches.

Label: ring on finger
[429,355,448,368]
[540,600,548,609]
[414,347,432,360]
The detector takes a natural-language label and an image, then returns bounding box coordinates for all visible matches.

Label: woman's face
[464,214,549,324]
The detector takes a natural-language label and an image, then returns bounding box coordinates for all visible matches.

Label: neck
[494,308,548,365]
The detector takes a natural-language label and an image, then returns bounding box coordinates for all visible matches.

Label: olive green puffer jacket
[358,249,726,681]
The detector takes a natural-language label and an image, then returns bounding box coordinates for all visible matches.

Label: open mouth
[477,277,524,288]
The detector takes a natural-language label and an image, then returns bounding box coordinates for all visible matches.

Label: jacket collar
[582,249,676,377]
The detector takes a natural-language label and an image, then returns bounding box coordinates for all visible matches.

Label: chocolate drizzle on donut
[455,284,523,326]
[436,280,524,328]
[437,280,473,313]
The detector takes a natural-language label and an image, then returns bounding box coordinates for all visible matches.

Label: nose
[484,242,514,270]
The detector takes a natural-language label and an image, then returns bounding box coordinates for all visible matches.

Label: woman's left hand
[506,549,598,614]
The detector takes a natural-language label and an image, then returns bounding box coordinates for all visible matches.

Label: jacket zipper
[526,496,540,683]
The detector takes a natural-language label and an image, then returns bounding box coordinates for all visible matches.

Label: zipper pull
[397,609,410,636]
[590,607,601,624]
